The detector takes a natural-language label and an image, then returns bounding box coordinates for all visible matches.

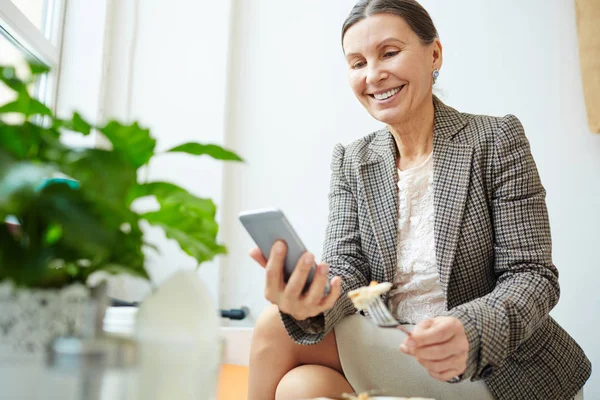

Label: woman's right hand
[249,240,342,321]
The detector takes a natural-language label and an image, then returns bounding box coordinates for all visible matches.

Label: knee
[276,365,352,400]
[275,366,307,400]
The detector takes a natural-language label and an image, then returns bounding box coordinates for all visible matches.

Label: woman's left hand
[399,316,469,382]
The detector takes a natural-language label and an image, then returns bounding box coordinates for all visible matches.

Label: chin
[370,109,406,125]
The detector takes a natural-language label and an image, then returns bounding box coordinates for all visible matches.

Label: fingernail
[400,344,408,353]
[304,254,313,265]
[274,242,284,254]
[406,338,416,350]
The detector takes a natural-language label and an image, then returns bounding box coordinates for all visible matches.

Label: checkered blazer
[280,97,591,399]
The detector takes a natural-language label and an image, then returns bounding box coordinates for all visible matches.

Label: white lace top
[387,152,446,324]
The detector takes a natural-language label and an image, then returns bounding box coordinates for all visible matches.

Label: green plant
[0,63,242,288]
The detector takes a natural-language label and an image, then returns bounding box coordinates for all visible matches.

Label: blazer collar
[362,96,469,166]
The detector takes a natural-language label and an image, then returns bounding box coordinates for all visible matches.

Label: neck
[388,95,435,165]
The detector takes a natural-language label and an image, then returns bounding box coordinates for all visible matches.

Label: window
[0,0,66,110]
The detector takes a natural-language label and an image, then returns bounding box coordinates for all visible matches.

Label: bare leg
[276,365,353,400]
[248,304,352,400]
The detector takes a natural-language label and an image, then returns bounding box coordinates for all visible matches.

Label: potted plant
[0,63,242,397]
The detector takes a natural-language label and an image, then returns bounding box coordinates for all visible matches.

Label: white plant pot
[0,281,91,400]
[135,270,221,400]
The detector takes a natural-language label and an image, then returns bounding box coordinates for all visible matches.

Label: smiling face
[342,13,442,126]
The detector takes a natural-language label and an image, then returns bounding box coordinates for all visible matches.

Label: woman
[248,1,591,399]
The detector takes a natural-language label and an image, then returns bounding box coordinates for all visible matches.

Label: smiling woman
[246,1,591,400]
[342,1,440,140]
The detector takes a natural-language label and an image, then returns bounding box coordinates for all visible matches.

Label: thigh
[335,313,494,400]
[295,323,343,373]
[256,305,343,373]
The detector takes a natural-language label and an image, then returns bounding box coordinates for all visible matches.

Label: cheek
[390,55,425,85]
[348,71,365,97]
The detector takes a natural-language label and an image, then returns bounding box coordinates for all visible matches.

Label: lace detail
[387,153,445,324]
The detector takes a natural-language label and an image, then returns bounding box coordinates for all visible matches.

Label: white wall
[219,0,600,396]
[96,0,235,303]
[56,0,108,147]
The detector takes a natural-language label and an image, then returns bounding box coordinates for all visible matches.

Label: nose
[366,61,388,85]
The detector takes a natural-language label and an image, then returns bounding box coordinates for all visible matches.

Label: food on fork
[347,281,392,311]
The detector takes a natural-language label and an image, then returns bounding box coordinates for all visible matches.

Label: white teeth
[373,86,402,100]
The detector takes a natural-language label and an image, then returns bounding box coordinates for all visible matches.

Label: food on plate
[347,281,392,310]
[312,394,435,400]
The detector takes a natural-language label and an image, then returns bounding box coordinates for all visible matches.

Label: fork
[366,296,413,336]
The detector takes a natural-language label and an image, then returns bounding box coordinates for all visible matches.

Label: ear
[432,39,443,70]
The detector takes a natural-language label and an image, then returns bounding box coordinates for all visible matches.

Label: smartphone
[239,208,330,295]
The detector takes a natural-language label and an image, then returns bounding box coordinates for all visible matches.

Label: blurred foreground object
[135,270,221,400]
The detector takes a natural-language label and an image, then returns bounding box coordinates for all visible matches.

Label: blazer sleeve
[279,143,370,345]
[444,114,560,381]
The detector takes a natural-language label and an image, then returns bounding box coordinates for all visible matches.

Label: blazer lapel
[359,130,399,283]
[431,98,473,298]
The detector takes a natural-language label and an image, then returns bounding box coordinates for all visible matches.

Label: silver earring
[433,69,440,83]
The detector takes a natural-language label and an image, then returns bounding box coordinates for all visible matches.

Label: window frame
[0,0,66,110]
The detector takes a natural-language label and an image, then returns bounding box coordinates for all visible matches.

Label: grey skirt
[334,313,494,400]
[334,314,585,399]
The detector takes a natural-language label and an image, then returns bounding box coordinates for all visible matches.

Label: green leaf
[28,62,50,76]
[0,97,51,117]
[142,192,227,265]
[166,143,243,162]
[0,66,27,93]
[100,121,156,168]
[0,122,63,162]
[127,181,186,205]
[0,100,23,114]
[71,112,92,135]
[0,125,34,158]
[0,160,53,214]
[28,98,52,117]
[56,112,93,135]
[35,184,118,258]
[44,223,63,245]
[63,149,137,209]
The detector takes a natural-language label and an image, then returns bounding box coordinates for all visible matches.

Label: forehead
[343,13,416,54]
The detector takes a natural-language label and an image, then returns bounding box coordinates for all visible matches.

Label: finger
[411,336,461,361]
[428,369,463,383]
[264,241,286,302]
[318,276,342,311]
[283,252,314,298]
[411,318,454,347]
[249,247,268,268]
[399,342,413,356]
[412,319,434,336]
[418,353,463,374]
[303,263,329,306]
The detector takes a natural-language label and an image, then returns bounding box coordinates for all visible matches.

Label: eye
[351,60,366,69]
[384,51,400,58]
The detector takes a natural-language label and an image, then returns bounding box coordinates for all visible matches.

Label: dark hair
[342,0,438,46]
